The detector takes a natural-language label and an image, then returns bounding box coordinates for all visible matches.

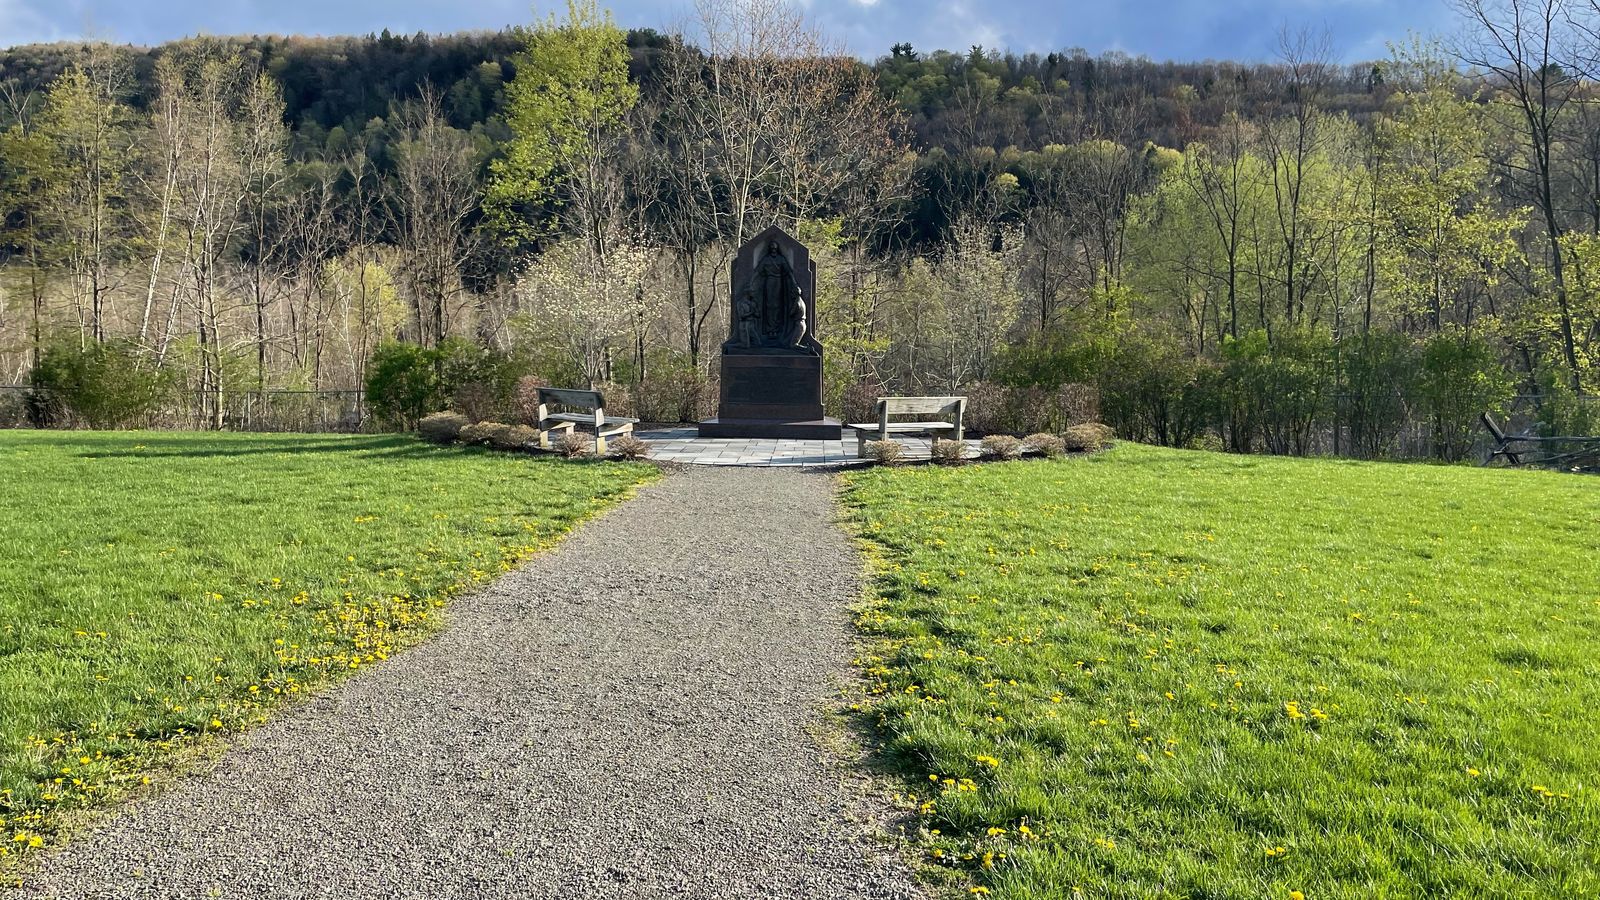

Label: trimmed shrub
[557,431,594,458]
[930,437,967,464]
[862,439,905,466]
[608,434,650,460]
[1023,432,1066,458]
[488,424,539,452]
[457,421,504,446]
[1063,422,1115,452]
[980,434,1024,460]
[418,411,470,444]
[592,381,636,419]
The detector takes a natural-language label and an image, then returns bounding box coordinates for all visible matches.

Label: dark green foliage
[998,321,1526,461]
[28,340,171,429]
[1219,329,1332,456]
[364,342,441,429]
[1417,329,1513,462]
[1338,331,1419,459]
[1532,369,1600,438]
[364,339,531,429]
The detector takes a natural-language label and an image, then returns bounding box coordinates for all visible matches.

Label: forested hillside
[1,0,1596,457]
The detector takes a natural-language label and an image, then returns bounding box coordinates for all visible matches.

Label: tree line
[1,0,1597,459]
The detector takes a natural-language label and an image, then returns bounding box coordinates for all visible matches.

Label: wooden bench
[536,387,638,454]
[848,396,965,457]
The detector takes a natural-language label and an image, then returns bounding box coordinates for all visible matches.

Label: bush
[1417,329,1512,462]
[608,434,650,460]
[930,437,967,464]
[366,340,532,429]
[440,338,533,423]
[632,369,716,423]
[1022,432,1066,457]
[862,439,905,466]
[366,343,441,430]
[591,381,635,419]
[964,382,1010,435]
[839,380,884,425]
[1220,328,1332,456]
[1063,422,1115,452]
[1002,384,1054,434]
[1339,331,1419,459]
[0,389,27,428]
[29,340,172,429]
[457,421,502,446]
[980,434,1024,460]
[488,424,538,452]
[557,431,593,458]
[1532,370,1600,439]
[418,411,470,444]
[1053,383,1100,427]
[513,375,548,426]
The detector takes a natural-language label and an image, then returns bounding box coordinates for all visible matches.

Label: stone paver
[637,427,979,467]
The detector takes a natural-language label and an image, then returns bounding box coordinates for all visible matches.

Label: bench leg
[538,421,574,449]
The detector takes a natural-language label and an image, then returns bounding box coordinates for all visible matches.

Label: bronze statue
[730,240,809,351]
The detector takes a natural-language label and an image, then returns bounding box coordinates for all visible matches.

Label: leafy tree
[1376,39,1523,333]
[483,0,637,242]
[33,60,136,345]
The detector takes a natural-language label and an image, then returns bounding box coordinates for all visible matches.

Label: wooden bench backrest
[880,396,964,418]
[538,387,605,410]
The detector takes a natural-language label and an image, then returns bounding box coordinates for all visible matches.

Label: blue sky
[1,0,1459,63]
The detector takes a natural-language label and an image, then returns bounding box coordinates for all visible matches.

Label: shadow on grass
[73,434,443,461]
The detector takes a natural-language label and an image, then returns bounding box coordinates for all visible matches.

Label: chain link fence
[0,385,373,433]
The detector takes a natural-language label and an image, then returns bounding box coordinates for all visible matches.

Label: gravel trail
[13,468,921,900]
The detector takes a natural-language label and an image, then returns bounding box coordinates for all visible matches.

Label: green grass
[842,444,1600,899]
[0,430,655,860]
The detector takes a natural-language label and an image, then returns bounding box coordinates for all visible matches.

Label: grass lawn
[842,444,1600,899]
[0,430,655,861]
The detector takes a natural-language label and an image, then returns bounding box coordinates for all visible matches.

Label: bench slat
[539,387,605,407]
[545,412,639,426]
[880,396,963,415]
[849,421,956,432]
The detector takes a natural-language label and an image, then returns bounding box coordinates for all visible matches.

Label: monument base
[698,417,843,440]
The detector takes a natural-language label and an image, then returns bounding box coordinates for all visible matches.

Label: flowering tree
[518,238,658,385]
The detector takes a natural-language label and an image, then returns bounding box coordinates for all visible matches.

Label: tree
[1454,0,1584,387]
[1376,39,1525,333]
[484,0,638,243]
[34,55,136,345]
[388,88,481,348]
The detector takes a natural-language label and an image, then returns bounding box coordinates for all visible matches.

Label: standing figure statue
[730,239,810,351]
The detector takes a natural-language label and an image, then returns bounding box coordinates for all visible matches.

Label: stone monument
[698,226,843,439]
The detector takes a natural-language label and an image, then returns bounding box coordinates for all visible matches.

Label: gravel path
[13,468,921,900]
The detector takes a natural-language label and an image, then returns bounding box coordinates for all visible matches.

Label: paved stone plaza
[636,427,980,467]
